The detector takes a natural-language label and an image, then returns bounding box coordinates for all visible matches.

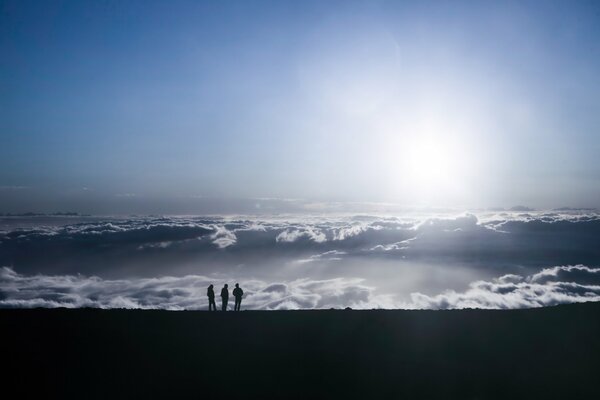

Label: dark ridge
[2,302,600,399]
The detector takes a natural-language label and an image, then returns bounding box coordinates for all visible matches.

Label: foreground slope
[2,303,600,399]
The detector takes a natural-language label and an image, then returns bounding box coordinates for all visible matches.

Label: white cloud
[332,224,370,241]
[370,238,415,252]
[210,225,237,248]
[0,267,390,310]
[276,227,327,243]
[404,265,600,310]
[296,250,347,264]
[3,264,599,311]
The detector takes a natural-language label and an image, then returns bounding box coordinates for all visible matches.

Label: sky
[1,0,600,214]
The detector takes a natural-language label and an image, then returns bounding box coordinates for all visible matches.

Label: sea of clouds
[1,210,599,309]
[1,264,599,310]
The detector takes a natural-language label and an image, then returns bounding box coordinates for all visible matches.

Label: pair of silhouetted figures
[207,283,243,311]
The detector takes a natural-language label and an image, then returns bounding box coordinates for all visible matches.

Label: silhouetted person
[221,284,229,311]
[207,284,216,311]
[233,283,244,311]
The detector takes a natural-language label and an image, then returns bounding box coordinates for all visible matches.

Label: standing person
[233,283,244,311]
[220,284,229,311]
[207,284,216,311]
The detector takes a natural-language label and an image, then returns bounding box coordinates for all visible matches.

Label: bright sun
[406,138,453,184]
[399,135,470,202]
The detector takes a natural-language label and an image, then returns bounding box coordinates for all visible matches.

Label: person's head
[235,283,239,288]
[224,284,228,288]
[208,284,213,289]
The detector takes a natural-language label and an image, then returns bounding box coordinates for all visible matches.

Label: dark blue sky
[2,0,600,213]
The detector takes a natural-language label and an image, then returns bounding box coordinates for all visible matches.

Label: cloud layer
[0,266,393,310]
[1,265,598,310]
[1,211,599,309]
[2,210,600,278]
[407,265,600,309]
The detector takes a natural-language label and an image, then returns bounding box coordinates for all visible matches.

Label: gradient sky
[2,0,600,213]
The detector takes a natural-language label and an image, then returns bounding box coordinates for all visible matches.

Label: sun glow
[406,137,454,184]
[393,133,474,204]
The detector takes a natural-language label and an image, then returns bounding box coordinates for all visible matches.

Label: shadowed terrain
[2,303,600,399]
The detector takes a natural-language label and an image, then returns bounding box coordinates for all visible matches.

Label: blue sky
[2,0,600,213]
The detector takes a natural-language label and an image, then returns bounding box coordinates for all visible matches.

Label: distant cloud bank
[2,211,600,275]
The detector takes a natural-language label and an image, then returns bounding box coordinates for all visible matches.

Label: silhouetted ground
[2,303,600,399]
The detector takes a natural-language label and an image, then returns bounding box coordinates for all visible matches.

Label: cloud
[370,238,415,252]
[2,264,598,310]
[405,265,600,310]
[332,224,370,240]
[210,225,237,248]
[296,250,347,264]
[1,211,599,280]
[364,212,600,269]
[0,267,390,310]
[276,228,327,243]
[529,265,600,285]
